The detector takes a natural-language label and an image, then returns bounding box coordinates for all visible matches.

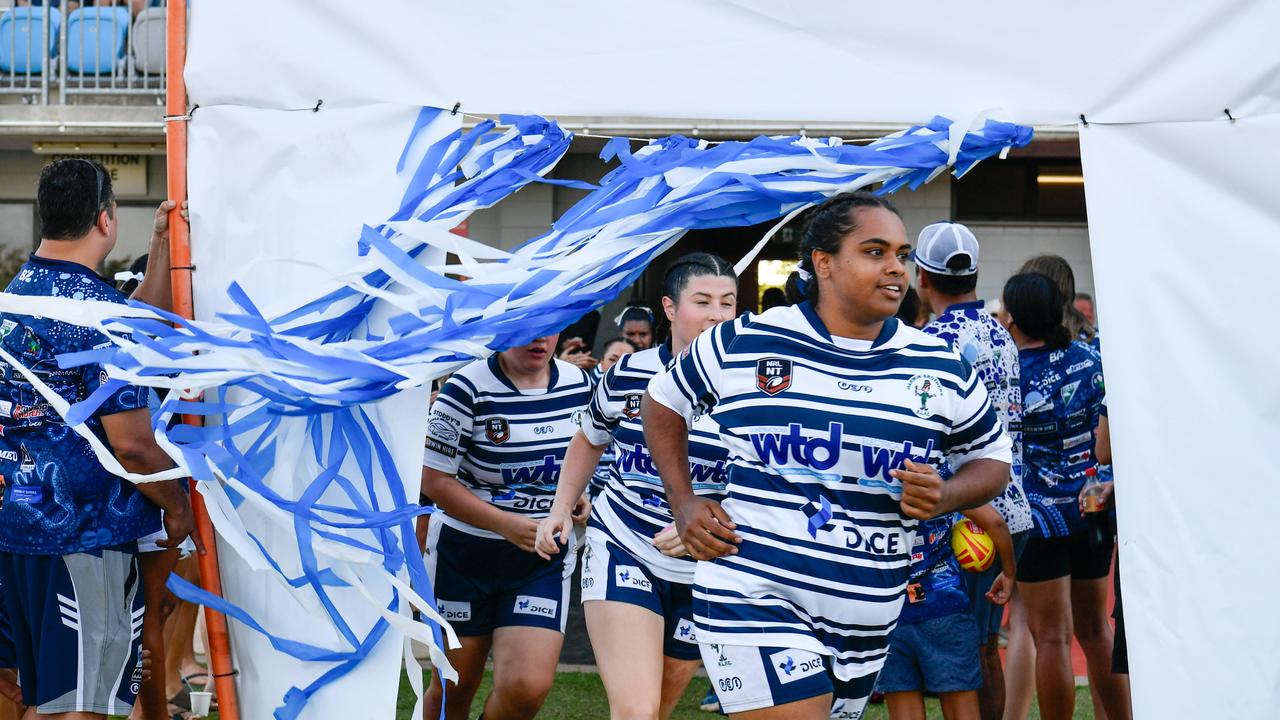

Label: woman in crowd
[997,272,1130,720]
[616,305,656,351]
[642,192,1012,720]
[537,253,737,720]
[420,335,594,720]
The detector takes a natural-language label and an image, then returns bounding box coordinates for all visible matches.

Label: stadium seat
[0,7,62,75]
[131,7,165,75]
[66,6,130,75]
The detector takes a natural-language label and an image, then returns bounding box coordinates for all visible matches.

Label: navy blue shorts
[426,521,574,636]
[0,543,144,715]
[966,530,1030,638]
[701,643,878,716]
[579,528,700,660]
[877,612,982,694]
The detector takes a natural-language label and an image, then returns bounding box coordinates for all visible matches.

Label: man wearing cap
[914,222,1033,720]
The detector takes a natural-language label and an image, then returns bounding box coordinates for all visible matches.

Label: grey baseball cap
[912,222,979,276]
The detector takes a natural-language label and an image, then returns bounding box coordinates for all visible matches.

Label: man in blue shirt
[0,159,192,717]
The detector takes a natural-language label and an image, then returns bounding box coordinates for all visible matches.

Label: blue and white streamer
[0,108,1031,718]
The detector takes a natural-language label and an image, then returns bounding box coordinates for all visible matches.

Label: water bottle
[1080,467,1108,551]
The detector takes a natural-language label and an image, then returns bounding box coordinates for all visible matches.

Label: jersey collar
[28,253,112,283]
[487,353,559,393]
[943,299,987,316]
[798,300,900,349]
[657,341,673,366]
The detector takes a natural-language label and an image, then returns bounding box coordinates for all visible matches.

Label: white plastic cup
[189,690,212,717]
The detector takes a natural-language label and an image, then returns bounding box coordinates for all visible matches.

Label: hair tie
[613,305,655,327]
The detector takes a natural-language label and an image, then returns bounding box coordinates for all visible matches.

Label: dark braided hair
[1002,272,1072,349]
[663,252,737,301]
[798,192,902,303]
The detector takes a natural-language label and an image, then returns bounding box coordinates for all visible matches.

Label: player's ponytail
[1002,272,1072,350]
[798,192,902,304]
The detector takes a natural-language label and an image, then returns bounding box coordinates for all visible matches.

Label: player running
[536,253,737,720]
[643,192,1012,720]
[421,335,593,720]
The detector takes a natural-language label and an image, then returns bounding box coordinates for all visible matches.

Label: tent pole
[165,4,241,719]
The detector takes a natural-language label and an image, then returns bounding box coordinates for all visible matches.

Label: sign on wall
[49,154,148,197]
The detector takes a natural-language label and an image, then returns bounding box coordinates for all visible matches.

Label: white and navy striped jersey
[580,344,729,583]
[646,302,1011,682]
[423,356,593,539]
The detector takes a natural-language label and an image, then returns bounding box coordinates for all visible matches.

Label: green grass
[395,671,1098,719]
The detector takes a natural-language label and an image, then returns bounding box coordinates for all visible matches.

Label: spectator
[596,336,635,375]
[556,335,599,373]
[760,286,787,311]
[915,222,1032,720]
[614,305,655,351]
[1019,255,1094,344]
[0,159,193,718]
[1074,292,1096,328]
[997,272,1130,720]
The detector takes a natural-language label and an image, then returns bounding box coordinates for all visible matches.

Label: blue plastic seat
[66,6,130,75]
[0,7,62,75]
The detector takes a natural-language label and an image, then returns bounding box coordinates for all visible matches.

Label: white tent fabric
[186,104,441,719]
[1080,116,1280,719]
[186,0,1280,125]
[184,2,1280,718]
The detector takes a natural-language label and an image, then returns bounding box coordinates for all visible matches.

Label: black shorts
[1018,531,1113,583]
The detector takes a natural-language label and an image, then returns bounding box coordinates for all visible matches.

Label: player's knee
[497,673,552,716]
[608,697,660,720]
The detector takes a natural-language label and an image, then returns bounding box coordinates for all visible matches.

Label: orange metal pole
[165,5,242,720]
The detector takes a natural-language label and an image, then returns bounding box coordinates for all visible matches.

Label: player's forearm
[965,504,1016,580]
[641,393,695,505]
[940,459,1009,515]
[549,431,606,515]
[421,467,512,533]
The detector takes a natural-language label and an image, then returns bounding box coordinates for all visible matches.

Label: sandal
[168,672,211,712]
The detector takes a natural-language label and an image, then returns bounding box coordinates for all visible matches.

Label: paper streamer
[0,108,1031,718]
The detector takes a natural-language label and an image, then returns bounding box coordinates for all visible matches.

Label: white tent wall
[186,104,441,719]
[182,1,1280,718]
[1080,116,1280,718]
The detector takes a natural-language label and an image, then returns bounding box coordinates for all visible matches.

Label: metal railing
[1,0,168,102]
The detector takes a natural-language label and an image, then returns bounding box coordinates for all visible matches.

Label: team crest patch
[485,417,510,444]
[623,393,643,418]
[756,358,792,396]
[906,374,942,418]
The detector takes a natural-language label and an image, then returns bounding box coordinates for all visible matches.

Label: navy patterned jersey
[0,255,158,554]
[1018,341,1105,538]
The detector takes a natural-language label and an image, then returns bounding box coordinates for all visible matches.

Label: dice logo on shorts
[614,565,652,591]
[768,649,825,684]
[513,595,558,618]
[437,600,472,622]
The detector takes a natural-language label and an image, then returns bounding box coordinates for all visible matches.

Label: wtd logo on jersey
[750,422,842,471]
[769,649,824,684]
[756,358,793,396]
[618,443,727,485]
[485,417,510,444]
[907,374,943,418]
[500,455,561,485]
[674,619,698,644]
[861,438,936,488]
[513,595,557,619]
